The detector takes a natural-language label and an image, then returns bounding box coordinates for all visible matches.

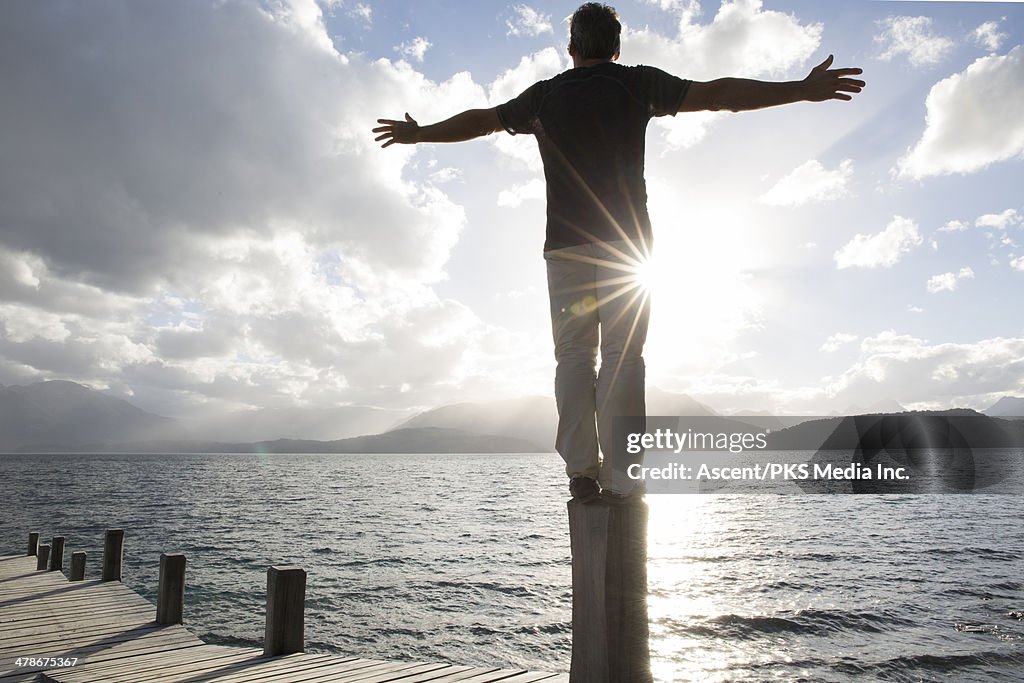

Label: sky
[0,0,1022,419]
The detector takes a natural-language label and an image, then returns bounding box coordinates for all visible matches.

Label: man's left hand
[802,55,865,102]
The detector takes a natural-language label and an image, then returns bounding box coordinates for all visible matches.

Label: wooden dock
[0,536,567,683]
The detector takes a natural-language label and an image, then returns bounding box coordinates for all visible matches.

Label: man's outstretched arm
[679,55,864,113]
[373,108,502,147]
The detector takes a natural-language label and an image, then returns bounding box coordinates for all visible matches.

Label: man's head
[569,3,621,62]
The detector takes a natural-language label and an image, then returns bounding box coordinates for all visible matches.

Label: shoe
[569,476,601,504]
[601,488,644,505]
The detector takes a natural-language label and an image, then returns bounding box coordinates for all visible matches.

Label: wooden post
[49,536,65,572]
[36,544,50,571]
[102,529,124,582]
[264,566,306,656]
[28,532,39,556]
[156,554,187,625]
[568,499,651,683]
[70,552,87,581]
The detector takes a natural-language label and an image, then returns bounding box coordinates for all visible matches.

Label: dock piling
[568,499,651,683]
[70,551,87,581]
[49,536,65,572]
[264,565,306,656]
[156,553,187,625]
[36,544,50,571]
[28,531,39,556]
[102,528,124,581]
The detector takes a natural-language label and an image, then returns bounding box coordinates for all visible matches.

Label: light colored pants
[544,240,650,495]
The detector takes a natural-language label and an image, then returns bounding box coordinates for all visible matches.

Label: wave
[668,608,918,640]
[840,650,1024,679]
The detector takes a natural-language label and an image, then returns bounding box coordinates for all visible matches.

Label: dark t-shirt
[496,62,690,252]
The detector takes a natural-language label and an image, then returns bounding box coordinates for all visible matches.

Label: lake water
[1,452,1022,682]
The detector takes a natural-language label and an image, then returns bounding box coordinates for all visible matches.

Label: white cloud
[976,208,1021,230]
[507,4,553,37]
[939,219,970,233]
[0,1,542,417]
[821,333,857,353]
[1010,256,1024,271]
[926,267,975,293]
[907,305,925,314]
[896,47,1024,179]
[350,3,371,22]
[760,159,853,206]
[875,16,954,67]
[973,20,1007,52]
[626,0,822,149]
[429,167,463,184]
[397,36,431,63]
[497,178,546,208]
[834,216,923,269]
[821,331,1024,411]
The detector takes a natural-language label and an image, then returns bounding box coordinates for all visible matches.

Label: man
[374,3,864,503]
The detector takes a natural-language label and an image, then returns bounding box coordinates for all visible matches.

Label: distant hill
[238,427,542,454]
[395,388,717,451]
[843,399,906,415]
[183,405,411,442]
[769,411,1024,493]
[395,396,557,451]
[58,427,544,455]
[0,382,544,454]
[0,381,176,451]
[985,396,1024,418]
[646,388,718,417]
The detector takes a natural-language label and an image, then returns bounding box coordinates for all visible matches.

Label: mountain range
[0,380,1020,453]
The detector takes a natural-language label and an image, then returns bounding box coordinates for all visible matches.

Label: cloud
[396,36,431,63]
[834,216,923,269]
[507,5,553,37]
[926,267,975,293]
[875,16,954,67]
[938,208,1021,234]
[939,219,970,233]
[896,47,1024,179]
[497,178,546,208]
[624,0,822,149]
[0,1,544,417]
[975,208,1021,230]
[822,331,1024,411]
[820,333,857,353]
[760,159,853,206]
[973,20,1007,52]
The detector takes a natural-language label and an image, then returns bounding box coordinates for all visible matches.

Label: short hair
[569,3,621,60]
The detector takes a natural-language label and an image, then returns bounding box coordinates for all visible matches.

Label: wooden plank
[0,603,154,630]
[43,645,258,683]
[1,625,202,674]
[47,646,274,683]
[193,655,382,683]
[187,655,394,683]
[27,638,206,681]
[127,652,334,683]
[409,667,506,683]
[317,660,456,683]
[0,616,158,650]
[386,665,483,683]
[0,610,157,644]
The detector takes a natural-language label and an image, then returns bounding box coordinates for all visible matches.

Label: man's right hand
[373,113,420,148]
